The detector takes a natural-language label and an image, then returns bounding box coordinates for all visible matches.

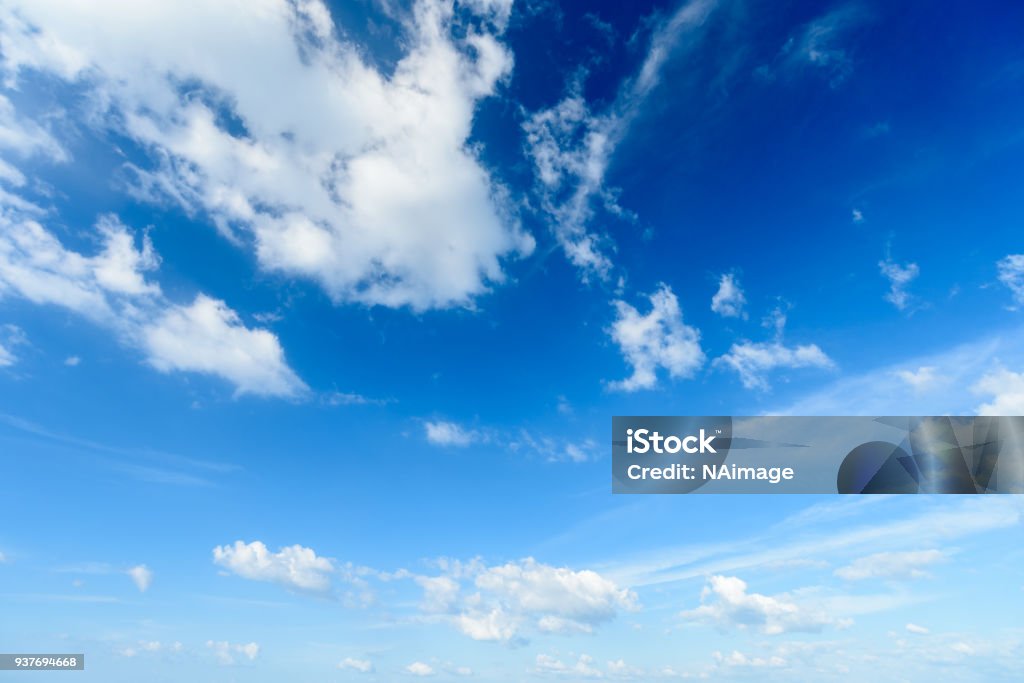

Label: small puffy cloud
[906,623,930,635]
[534,654,602,678]
[127,564,153,592]
[996,254,1024,306]
[834,549,945,581]
[142,295,306,398]
[852,208,864,223]
[894,366,940,391]
[412,557,637,644]
[119,640,182,657]
[714,340,833,390]
[424,420,479,447]
[879,258,920,311]
[713,650,786,668]
[681,575,840,635]
[206,640,259,665]
[406,661,435,677]
[608,284,704,392]
[64,355,81,366]
[473,558,638,631]
[711,273,747,319]
[455,606,519,642]
[338,657,374,673]
[973,368,1024,415]
[212,540,335,593]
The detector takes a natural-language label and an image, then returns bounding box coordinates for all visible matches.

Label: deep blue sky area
[1,1,1023,681]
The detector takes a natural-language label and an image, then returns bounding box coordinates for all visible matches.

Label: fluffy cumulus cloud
[973,368,1024,415]
[0,0,532,311]
[834,549,945,581]
[879,258,920,311]
[338,657,374,673]
[142,295,305,397]
[607,284,704,392]
[894,365,941,391]
[424,420,480,447]
[714,308,832,390]
[712,650,786,668]
[127,564,153,592]
[410,557,637,643]
[534,653,602,678]
[710,273,747,318]
[680,575,842,635]
[406,661,435,677]
[996,254,1024,306]
[0,206,305,397]
[206,640,259,666]
[212,540,335,594]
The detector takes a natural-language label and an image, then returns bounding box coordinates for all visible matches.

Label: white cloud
[456,607,519,642]
[206,640,259,665]
[973,367,1024,415]
[411,557,637,644]
[997,254,1024,306]
[142,295,305,398]
[680,575,843,635]
[772,332,1022,416]
[894,365,940,391]
[0,204,305,397]
[879,258,919,311]
[714,338,833,391]
[64,355,80,366]
[126,564,153,592]
[119,640,182,657]
[760,5,868,88]
[607,284,704,392]
[534,654,602,678]
[851,208,864,223]
[338,657,374,673]
[0,324,26,366]
[0,93,67,162]
[212,540,335,593]
[710,273,747,319]
[712,650,786,668]
[406,661,435,677]
[906,623,930,635]
[522,0,718,281]
[424,420,479,447]
[834,550,945,581]
[0,0,533,311]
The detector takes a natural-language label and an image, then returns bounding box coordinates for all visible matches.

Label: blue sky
[1,0,1023,680]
